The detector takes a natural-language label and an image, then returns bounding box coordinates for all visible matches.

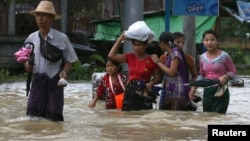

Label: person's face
[159,41,169,52]
[203,33,217,51]
[159,41,165,51]
[174,37,185,50]
[35,12,54,28]
[106,61,120,75]
[132,40,146,55]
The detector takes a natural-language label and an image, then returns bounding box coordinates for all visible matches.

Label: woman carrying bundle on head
[108,21,162,111]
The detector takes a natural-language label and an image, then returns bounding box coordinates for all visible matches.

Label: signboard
[237,1,250,19]
[172,0,218,16]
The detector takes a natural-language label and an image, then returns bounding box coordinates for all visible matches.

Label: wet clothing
[198,50,237,114]
[96,73,127,109]
[203,86,230,114]
[159,51,197,110]
[161,47,190,111]
[159,53,168,109]
[122,53,158,111]
[24,28,78,121]
[122,80,154,111]
[26,73,64,121]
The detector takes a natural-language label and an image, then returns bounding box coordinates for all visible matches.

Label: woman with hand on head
[108,21,162,111]
[189,29,237,114]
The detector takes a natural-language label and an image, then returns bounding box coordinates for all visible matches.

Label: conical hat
[29,0,61,20]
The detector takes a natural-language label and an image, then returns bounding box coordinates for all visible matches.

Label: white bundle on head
[124,21,155,43]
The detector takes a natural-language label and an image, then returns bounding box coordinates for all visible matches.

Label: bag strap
[109,74,125,95]
[38,32,63,62]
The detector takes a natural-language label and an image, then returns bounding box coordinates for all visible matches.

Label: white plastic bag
[124,21,155,43]
[58,78,68,87]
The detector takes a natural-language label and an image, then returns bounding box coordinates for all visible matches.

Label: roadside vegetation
[0,54,106,83]
[1,46,250,83]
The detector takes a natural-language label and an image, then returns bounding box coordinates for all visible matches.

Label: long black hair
[159,31,174,46]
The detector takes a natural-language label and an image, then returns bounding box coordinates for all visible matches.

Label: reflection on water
[0,78,250,141]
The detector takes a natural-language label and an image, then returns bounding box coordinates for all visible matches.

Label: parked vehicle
[66,30,108,64]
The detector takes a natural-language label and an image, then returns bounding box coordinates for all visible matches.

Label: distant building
[0,0,163,36]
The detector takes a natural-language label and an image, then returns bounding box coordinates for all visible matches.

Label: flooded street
[0,77,250,141]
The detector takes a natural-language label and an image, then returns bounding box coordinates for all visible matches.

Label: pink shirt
[199,51,237,80]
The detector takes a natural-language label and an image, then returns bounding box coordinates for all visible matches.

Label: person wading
[23,0,78,121]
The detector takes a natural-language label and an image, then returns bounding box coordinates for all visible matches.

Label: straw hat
[29,0,61,20]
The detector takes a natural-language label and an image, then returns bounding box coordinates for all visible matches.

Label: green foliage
[0,53,106,82]
[220,16,250,37]
[0,69,27,83]
[68,54,105,80]
[221,47,247,64]
[0,69,9,82]
[238,69,250,75]
[245,55,250,64]
[89,54,105,64]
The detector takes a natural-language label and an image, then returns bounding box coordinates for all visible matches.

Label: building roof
[90,12,216,43]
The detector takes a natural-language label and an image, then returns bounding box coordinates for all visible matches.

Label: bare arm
[108,33,127,63]
[147,68,162,89]
[156,57,179,77]
[144,54,163,89]
[59,62,73,79]
[24,61,33,72]
[88,94,98,108]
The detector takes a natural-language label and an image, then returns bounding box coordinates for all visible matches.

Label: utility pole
[165,0,171,31]
[61,0,67,33]
[183,16,196,61]
[121,0,144,71]
[8,0,15,35]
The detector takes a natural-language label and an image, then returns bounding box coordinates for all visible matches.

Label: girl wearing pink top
[189,29,237,114]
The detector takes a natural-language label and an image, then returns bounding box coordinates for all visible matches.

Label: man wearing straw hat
[23,0,78,121]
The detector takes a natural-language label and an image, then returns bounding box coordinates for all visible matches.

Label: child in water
[88,58,127,109]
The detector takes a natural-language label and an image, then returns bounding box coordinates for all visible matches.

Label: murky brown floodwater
[0,77,249,141]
